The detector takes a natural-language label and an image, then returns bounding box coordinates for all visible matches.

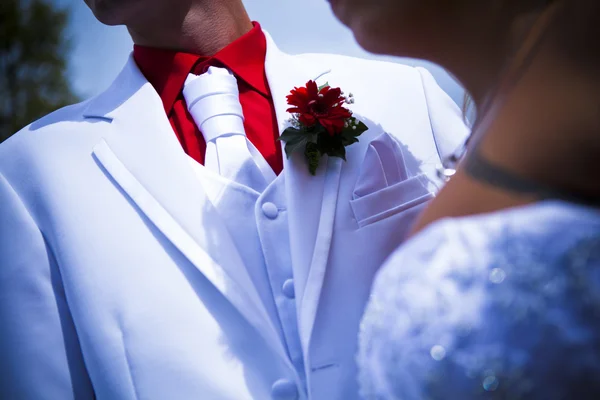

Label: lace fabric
[358,202,600,400]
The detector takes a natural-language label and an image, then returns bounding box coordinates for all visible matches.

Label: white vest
[189,158,306,385]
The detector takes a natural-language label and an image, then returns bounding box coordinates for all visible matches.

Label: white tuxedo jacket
[0,34,468,399]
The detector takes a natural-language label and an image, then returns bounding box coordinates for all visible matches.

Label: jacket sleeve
[0,172,94,399]
[416,67,470,164]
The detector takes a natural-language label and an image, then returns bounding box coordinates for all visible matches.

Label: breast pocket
[350,132,435,228]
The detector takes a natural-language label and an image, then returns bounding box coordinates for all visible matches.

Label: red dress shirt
[133,22,283,175]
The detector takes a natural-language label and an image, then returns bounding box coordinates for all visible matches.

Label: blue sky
[54,0,464,104]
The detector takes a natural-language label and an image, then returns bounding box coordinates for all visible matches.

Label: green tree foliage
[0,0,78,143]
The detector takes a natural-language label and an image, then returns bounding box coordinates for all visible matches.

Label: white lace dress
[358,201,600,400]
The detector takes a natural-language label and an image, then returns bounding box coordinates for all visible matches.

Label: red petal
[286,107,307,114]
[319,117,345,135]
[286,86,310,107]
[306,80,319,100]
[322,87,343,107]
[329,106,352,119]
[299,114,317,126]
[320,119,335,135]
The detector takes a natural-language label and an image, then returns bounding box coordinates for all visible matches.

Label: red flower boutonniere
[278,80,368,175]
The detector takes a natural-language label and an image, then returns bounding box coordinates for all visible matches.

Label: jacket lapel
[264,34,342,353]
[84,56,290,363]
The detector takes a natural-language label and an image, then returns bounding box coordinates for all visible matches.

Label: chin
[352,32,388,55]
[86,0,130,26]
[354,20,435,60]
[94,14,125,26]
[348,19,394,55]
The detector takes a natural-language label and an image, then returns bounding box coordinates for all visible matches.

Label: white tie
[183,67,276,191]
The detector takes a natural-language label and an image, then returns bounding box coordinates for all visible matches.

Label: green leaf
[338,119,369,146]
[306,133,319,145]
[278,127,305,143]
[318,82,330,91]
[326,145,347,161]
[308,124,328,139]
[283,136,309,159]
[354,120,369,135]
[341,136,359,146]
[340,123,363,145]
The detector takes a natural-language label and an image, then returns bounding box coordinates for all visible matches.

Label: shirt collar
[133,22,270,115]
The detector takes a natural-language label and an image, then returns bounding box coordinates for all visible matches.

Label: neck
[127,0,253,55]
[437,45,505,107]
[477,45,600,202]
[409,47,600,237]
[425,10,547,107]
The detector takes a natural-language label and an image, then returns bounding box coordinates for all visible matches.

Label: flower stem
[305,142,320,176]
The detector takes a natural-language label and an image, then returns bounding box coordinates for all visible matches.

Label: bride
[328,0,600,398]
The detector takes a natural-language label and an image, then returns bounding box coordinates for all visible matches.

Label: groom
[0,0,467,399]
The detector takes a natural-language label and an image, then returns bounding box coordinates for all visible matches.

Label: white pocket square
[354,132,409,198]
[351,132,434,228]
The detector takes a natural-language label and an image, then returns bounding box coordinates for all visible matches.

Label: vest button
[282,279,295,299]
[262,202,279,219]
[271,379,299,400]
